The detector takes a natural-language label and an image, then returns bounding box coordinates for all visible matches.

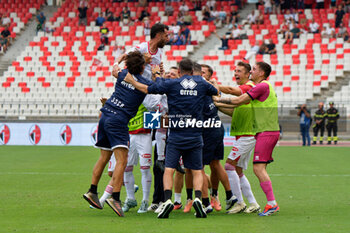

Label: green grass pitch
[0,146,349,233]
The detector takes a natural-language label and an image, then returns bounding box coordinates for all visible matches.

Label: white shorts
[227,136,256,170]
[108,154,116,172]
[155,130,167,156]
[127,133,152,167]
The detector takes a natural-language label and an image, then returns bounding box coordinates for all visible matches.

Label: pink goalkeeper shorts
[253,131,280,164]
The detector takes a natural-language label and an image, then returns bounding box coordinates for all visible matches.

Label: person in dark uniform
[326,102,339,144]
[312,102,326,145]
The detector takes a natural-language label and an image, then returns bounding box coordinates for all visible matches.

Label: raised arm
[124,72,149,94]
[218,85,242,96]
[213,93,251,107]
[216,105,234,117]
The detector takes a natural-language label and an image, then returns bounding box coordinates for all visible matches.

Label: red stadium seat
[84,87,93,93]
[105,82,114,88]
[283,87,291,92]
[313,81,321,86]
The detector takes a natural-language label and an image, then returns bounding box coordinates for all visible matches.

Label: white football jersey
[131,42,163,80]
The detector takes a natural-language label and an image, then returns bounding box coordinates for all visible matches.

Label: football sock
[124,168,136,200]
[212,189,218,197]
[240,174,257,204]
[267,200,277,206]
[164,189,172,201]
[141,167,152,201]
[186,188,193,200]
[225,163,244,203]
[89,184,97,194]
[174,193,182,203]
[100,185,113,204]
[225,190,232,200]
[112,192,120,202]
[260,181,276,203]
[194,190,202,199]
[202,197,210,207]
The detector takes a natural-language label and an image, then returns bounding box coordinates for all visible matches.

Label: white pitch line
[0,172,349,177]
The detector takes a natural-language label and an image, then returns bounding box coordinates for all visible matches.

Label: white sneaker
[157,200,174,219]
[154,202,163,214]
[147,203,159,212]
[227,202,246,214]
[137,200,149,213]
[244,203,261,213]
[193,198,207,218]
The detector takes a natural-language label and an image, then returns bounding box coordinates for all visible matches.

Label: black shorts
[202,127,224,165]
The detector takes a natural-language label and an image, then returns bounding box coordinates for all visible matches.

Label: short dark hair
[126,51,145,75]
[193,62,202,74]
[170,66,178,70]
[200,64,213,77]
[256,61,271,79]
[179,59,193,74]
[237,61,251,74]
[150,23,169,39]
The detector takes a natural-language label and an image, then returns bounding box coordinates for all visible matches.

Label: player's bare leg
[83,149,113,209]
[191,169,206,218]
[92,150,113,185]
[174,171,184,209]
[158,167,175,218]
[106,147,128,217]
[210,160,236,211]
[201,169,213,213]
[184,168,193,212]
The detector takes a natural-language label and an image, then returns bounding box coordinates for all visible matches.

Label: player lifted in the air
[83,51,153,217]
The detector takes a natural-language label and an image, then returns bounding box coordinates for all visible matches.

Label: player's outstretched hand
[212,95,220,102]
[116,53,127,64]
[124,72,134,84]
[100,97,107,107]
[209,79,220,95]
[112,65,122,78]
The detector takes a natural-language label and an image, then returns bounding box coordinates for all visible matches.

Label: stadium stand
[0,0,228,118]
[198,7,350,112]
[0,0,46,40]
[1,1,350,118]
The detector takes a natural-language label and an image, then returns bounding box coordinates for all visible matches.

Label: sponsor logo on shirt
[180,78,198,96]
[121,80,135,90]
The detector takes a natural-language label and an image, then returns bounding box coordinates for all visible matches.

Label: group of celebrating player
[82,23,280,219]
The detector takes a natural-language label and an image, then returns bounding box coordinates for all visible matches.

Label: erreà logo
[29,124,41,145]
[90,124,98,144]
[180,78,197,89]
[60,125,72,145]
[0,124,10,145]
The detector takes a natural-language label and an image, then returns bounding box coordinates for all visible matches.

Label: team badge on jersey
[144,110,161,129]
[29,124,41,145]
[90,124,98,144]
[0,124,10,145]
[60,125,72,145]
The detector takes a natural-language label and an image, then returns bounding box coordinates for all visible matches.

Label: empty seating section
[199,8,350,110]
[0,0,45,37]
[0,0,225,117]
